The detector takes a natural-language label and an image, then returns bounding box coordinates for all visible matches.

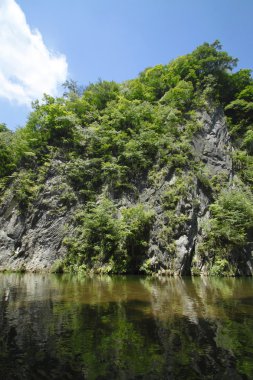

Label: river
[0,274,253,379]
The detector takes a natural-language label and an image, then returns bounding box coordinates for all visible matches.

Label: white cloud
[0,0,68,106]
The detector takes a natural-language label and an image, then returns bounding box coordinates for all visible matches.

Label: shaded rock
[0,107,252,275]
[0,162,74,271]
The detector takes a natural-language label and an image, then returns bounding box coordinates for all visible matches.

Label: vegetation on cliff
[1,41,253,275]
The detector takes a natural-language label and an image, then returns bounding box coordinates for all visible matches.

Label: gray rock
[0,161,74,271]
[0,107,252,275]
[192,108,232,176]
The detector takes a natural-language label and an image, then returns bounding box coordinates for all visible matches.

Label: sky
[0,0,253,130]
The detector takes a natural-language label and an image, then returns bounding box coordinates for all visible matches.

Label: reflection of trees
[141,276,253,379]
[0,274,164,379]
[0,274,252,379]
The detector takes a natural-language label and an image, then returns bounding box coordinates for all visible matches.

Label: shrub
[209,189,253,246]
[64,199,154,274]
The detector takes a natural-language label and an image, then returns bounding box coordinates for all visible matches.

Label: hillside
[1,41,253,276]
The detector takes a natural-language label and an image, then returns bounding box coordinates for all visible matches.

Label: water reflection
[0,274,253,379]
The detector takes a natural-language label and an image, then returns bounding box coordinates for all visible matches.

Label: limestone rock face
[192,108,233,175]
[0,108,252,275]
[137,108,252,276]
[0,162,71,271]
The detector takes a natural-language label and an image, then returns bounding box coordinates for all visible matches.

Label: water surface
[0,274,253,379]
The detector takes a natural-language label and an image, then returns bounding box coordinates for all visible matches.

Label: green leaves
[83,80,120,110]
[198,188,253,275]
[2,41,253,275]
[0,127,16,177]
[64,198,154,274]
[160,80,193,110]
[209,189,253,246]
[12,170,39,210]
[1,41,242,184]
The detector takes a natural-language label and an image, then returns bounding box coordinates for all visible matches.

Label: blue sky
[1,0,253,130]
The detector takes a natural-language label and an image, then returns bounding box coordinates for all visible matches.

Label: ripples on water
[0,274,253,379]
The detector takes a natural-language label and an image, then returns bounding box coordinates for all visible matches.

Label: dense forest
[1,41,253,275]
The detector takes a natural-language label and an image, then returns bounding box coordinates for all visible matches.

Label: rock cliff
[0,107,252,275]
[1,42,253,275]
[0,161,70,271]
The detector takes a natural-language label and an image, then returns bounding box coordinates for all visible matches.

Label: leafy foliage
[199,189,253,270]
[63,197,154,274]
[1,41,253,274]
[209,189,253,246]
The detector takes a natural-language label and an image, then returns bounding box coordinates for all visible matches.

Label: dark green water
[0,274,253,379]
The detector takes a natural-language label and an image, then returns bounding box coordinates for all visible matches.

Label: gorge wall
[0,108,252,275]
[1,42,253,275]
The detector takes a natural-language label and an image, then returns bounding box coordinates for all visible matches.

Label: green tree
[209,189,253,246]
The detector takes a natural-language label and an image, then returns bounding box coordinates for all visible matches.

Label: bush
[209,258,234,276]
[13,170,38,210]
[209,189,253,246]
[64,199,154,274]
[120,204,154,272]
[64,197,121,269]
